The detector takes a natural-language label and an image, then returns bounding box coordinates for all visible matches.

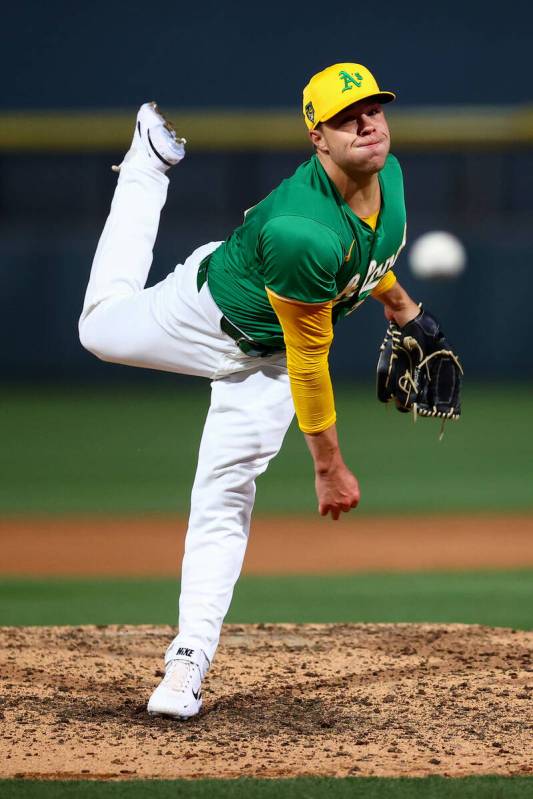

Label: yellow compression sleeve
[371,269,397,296]
[266,288,336,434]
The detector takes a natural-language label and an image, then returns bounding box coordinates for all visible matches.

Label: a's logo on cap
[305,101,315,124]
[339,70,364,93]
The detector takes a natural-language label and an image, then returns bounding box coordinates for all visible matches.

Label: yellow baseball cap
[303,63,395,130]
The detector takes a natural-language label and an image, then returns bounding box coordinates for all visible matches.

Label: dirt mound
[1,623,532,779]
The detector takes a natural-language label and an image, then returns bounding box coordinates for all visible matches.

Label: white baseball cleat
[147,647,208,720]
[112,101,186,174]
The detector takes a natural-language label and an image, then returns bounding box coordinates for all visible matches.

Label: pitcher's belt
[197,255,284,359]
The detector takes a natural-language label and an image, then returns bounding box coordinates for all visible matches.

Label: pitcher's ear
[309,124,327,154]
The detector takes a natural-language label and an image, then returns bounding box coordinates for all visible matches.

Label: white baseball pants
[79,154,295,664]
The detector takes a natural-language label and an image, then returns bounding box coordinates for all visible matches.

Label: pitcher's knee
[79,310,123,363]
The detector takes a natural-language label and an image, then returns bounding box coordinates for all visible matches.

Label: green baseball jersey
[206,153,406,348]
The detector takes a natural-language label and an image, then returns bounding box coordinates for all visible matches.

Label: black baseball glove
[376,307,463,429]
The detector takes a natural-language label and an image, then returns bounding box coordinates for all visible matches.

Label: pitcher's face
[310,99,390,176]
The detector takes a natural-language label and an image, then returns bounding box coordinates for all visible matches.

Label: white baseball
[408,231,467,279]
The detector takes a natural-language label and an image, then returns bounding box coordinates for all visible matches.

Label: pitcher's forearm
[376,280,419,327]
[304,423,343,474]
[305,423,361,518]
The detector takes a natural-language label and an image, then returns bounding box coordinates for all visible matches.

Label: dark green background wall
[1,148,532,381]
[2,1,532,382]
[3,0,531,109]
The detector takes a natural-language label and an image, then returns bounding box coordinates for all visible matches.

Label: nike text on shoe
[112,101,186,173]
[147,648,207,720]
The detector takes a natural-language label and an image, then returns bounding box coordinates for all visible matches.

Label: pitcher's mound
[1,623,532,780]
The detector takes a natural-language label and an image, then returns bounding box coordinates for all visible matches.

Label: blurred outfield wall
[4,0,533,382]
[1,138,532,382]
[2,0,532,383]
[3,1,531,109]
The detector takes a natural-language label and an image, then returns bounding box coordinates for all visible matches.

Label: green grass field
[1,776,532,798]
[1,570,532,629]
[1,384,532,515]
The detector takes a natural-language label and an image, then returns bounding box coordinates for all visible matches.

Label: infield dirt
[1,623,532,780]
[3,514,533,780]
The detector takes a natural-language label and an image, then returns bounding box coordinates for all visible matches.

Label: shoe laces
[163,658,196,693]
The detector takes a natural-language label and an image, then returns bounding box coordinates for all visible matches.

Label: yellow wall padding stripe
[1,106,533,152]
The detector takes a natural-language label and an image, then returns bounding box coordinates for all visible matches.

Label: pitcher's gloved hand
[376,306,463,424]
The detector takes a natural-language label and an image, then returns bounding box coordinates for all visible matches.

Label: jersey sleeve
[259,215,343,303]
[266,288,336,434]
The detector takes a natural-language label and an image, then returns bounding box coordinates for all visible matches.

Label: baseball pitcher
[79,62,461,720]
